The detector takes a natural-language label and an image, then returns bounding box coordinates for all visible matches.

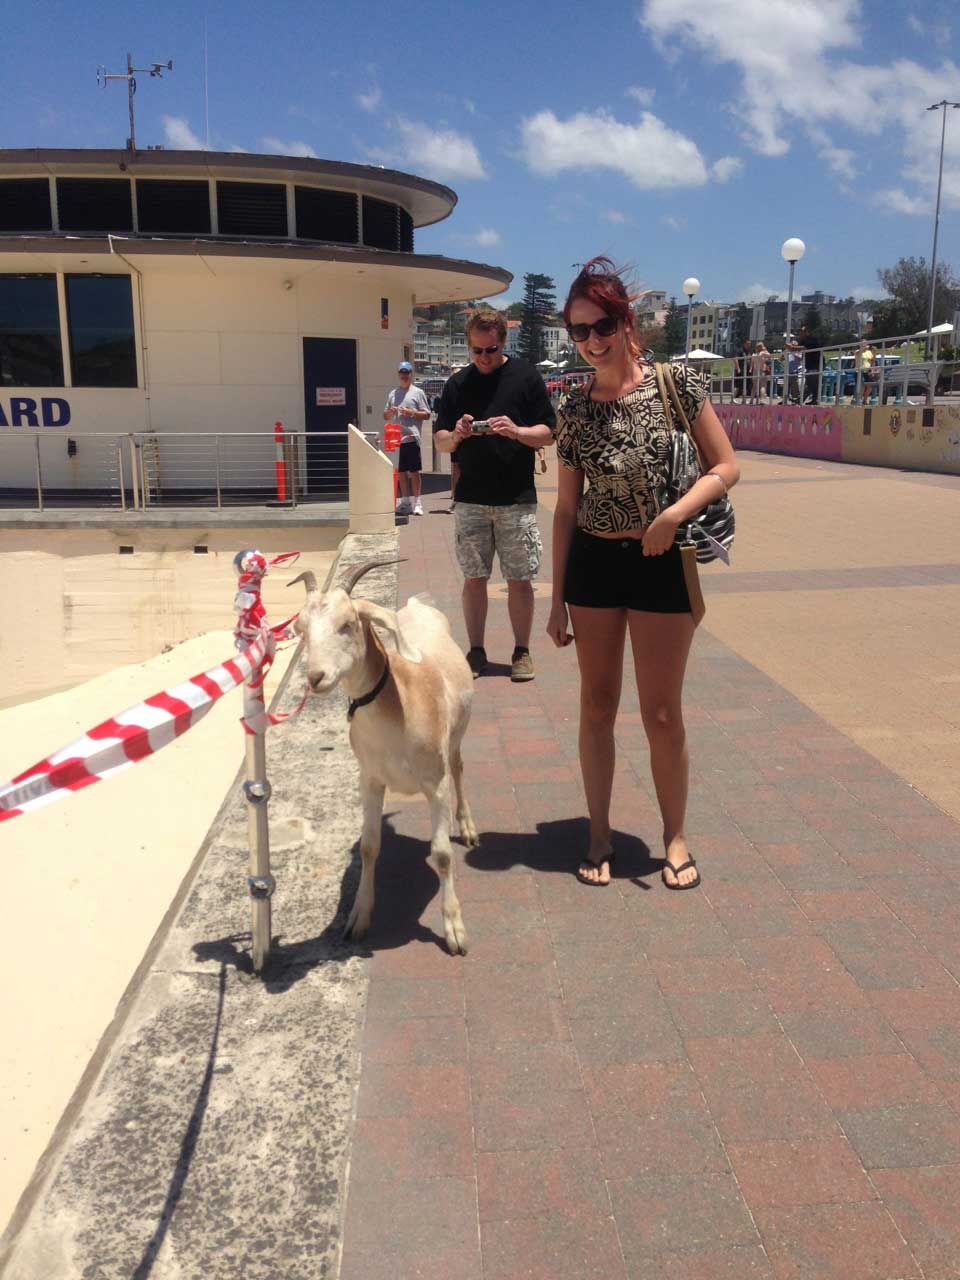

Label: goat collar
[347,660,390,720]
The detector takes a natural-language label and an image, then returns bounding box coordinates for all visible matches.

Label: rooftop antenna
[97,52,174,152]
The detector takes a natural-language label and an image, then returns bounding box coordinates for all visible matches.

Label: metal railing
[706,329,955,408]
[0,429,384,512]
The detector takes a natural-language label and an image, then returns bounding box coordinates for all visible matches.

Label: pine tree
[517,273,556,364]
[663,297,686,354]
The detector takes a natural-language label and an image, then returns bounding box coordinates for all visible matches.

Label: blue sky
[6,0,959,309]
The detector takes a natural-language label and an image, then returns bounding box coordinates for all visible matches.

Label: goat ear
[356,600,422,663]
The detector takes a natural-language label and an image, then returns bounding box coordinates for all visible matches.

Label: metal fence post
[234,550,274,974]
[117,442,127,511]
[128,435,141,510]
[215,436,222,510]
[243,679,273,974]
[34,435,44,513]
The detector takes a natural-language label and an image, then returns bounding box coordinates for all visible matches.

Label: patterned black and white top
[555,361,709,534]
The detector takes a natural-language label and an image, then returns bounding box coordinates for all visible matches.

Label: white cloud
[163,116,205,150]
[849,285,883,301]
[356,86,382,113]
[660,214,687,231]
[742,282,781,303]
[520,108,708,188]
[639,0,960,208]
[261,137,317,158]
[626,85,656,106]
[872,187,929,215]
[602,209,630,223]
[387,119,487,180]
[473,228,502,246]
[711,155,744,183]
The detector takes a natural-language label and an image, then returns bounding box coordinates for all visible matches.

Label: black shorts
[398,440,421,472]
[564,528,691,613]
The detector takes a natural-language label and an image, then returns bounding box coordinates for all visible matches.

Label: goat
[289,558,478,955]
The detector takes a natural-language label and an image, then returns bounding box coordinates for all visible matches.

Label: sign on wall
[316,387,346,406]
[381,297,389,330]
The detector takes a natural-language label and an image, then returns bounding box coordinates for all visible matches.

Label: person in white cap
[384,361,430,514]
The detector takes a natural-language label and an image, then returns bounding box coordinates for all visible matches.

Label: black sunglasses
[567,316,619,343]
[470,344,501,355]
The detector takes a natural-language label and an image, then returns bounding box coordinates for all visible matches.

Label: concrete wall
[716,402,960,476]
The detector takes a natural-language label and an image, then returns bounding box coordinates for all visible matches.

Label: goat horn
[339,556,407,596]
[287,570,318,593]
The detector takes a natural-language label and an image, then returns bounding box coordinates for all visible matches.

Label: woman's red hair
[563,257,641,357]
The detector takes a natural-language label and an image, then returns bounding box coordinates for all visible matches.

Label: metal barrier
[0,429,385,512]
[704,328,953,409]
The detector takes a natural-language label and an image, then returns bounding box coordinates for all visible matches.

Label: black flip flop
[577,851,615,887]
[662,857,701,891]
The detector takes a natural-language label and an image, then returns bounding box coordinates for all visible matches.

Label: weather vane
[97,53,174,152]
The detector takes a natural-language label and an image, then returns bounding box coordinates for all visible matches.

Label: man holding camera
[435,309,555,682]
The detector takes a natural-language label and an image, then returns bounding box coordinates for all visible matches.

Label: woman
[546,259,739,889]
[751,341,771,403]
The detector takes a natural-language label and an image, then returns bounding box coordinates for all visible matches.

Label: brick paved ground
[338,481,960,1280]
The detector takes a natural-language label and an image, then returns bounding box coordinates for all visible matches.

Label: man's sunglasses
[470,344,501,355]
[567,316,619,343]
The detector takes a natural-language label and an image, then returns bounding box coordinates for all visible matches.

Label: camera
[470,418,493,433]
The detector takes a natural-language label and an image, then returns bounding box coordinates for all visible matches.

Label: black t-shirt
[799,335,820,371]
[436,357,556,505]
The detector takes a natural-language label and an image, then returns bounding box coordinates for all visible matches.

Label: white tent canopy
[687,348,723,359]
[913,322,954,337]
[537,358,559,368]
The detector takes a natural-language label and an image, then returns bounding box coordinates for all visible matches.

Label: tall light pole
[925,100,960,359]
[682,276,700,364]
[781,237,805,404]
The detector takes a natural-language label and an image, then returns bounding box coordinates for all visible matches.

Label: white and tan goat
[290,559,478,954]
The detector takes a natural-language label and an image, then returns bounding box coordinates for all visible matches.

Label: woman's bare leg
[627,610,697,885]
[570,605,627,883]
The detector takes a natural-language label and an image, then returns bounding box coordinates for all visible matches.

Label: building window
[362,196,399,250]
[217,182,288,237]
[0,179,53,233]
[0,275,63,386]
[294,187,358,243]
[66,275,137,387]
[56,178,134,232]
[137,180,211,234]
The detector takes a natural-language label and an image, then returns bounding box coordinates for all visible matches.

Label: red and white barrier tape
[0,631,270,824]
[0,548,312,825]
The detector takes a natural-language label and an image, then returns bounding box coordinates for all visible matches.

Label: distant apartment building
[636,289,668,327]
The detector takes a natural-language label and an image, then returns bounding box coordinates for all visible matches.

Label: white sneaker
[413,499,423,516]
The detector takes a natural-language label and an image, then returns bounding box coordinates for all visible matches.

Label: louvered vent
[56,179,133,232]
[0,179,53,232]
[137,179,211,234]
[216,182,288,237]
[362,196,399,250]
[398,207,414,252]
[294,187,359,243]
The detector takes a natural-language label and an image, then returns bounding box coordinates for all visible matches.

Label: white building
[0,148,510,496]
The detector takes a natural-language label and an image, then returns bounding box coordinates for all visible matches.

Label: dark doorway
[302,336,357,496]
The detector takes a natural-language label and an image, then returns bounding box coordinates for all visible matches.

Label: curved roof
[0,148,458,228]
[0,234,511,305]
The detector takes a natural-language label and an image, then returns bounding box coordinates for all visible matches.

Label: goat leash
[347,661,390,720]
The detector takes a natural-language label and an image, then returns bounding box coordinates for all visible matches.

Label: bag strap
[654,362,706,472]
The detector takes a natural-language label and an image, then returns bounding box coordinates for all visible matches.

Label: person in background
[751,341,771,403]
[547,258,739,890]
[733,338,752,402]
[797,324,821,404]
[384,361,430,515]
[855,340,875,403]
[434,309,555,682]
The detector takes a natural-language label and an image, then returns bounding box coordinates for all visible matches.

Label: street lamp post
[682,277,700,364]
[925,100,960,359]
[780,237,805,404]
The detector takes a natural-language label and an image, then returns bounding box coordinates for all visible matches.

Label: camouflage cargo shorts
[454,502,542,581]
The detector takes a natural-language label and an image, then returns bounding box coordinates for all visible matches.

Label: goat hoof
[445,923,468,956]
[460,822,479,848]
